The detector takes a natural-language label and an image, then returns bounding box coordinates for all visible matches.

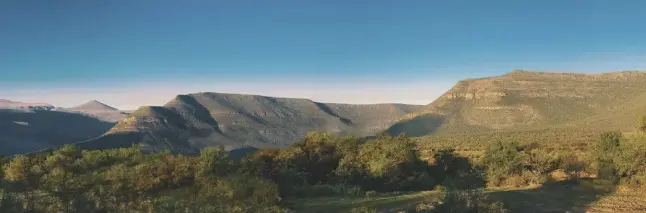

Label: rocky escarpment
[83,92,421,151]
[387,70,646,136]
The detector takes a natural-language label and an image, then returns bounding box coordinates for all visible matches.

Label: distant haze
[0,81,453,110]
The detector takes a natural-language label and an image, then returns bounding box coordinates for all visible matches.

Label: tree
[595,131,622,183]
[482,141,524,186]
[196,146,232,180]
[356,134,433,191]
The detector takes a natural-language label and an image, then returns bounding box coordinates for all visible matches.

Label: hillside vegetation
[387,70,646,136]
[1,133,504,213]
[85,93,420,152]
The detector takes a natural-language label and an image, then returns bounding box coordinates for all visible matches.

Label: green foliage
[613,134,646,186]
[480,141,576,187]
[242,133,439,195]
[482,141,525,186]
[0,146,286,213]
[595,131,622,183]
[2,132,471,212]
[355,134,435,191]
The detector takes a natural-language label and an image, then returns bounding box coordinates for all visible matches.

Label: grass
[586,189,646,213]
[487,179,613,212]
[288,191,439,213]
[288,180,646,213]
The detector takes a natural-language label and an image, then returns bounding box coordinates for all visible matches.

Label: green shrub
[594,131,622,183]
[482,141,525,186]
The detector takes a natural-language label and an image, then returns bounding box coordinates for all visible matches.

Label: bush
[614,135,646,186]
[482,141,525,186]
[594,131,622,183]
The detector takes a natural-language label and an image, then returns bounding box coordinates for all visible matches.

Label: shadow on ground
[487,179,615,213]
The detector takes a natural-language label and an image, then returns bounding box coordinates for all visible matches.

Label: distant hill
[386,70,646,136]
[79,92,421,152]
[58,100,129,122]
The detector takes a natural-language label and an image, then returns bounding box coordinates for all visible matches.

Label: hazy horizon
[2,1,646,109]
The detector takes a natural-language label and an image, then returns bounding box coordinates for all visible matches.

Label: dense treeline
[0,133,499,213]
[0,145,286,213]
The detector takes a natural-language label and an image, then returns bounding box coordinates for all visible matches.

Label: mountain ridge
[82,92,421,152]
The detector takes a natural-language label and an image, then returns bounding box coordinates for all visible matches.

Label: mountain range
[3,70,646,155]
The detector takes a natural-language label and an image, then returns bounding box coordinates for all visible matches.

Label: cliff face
[388,70,646,136]
[86,92,421,151]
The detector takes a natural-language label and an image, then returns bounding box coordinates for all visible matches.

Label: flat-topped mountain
[386,70,646,136]
[60,100,128,122]
[80,92,421,152]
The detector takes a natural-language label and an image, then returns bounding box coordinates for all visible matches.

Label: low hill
[80,92,421,152]
[386,70,646,136]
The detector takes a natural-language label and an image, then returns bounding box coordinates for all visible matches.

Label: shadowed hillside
[0,109,115,155]
[81,92,421,151]
[387,70,646,136]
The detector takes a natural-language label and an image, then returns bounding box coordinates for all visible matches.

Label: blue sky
[2,0,646,109]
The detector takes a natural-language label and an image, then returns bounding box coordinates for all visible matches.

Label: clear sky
[2,0,646,109]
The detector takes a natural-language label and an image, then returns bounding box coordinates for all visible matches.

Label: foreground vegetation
[0,133,504,213]
[1,116,646,212]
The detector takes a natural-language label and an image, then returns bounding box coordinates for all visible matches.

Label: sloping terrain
[80,92,421,151]
[387,70,646,136]
[0,109,115,156]
[0,99,122,156]
[58,100,129,122]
